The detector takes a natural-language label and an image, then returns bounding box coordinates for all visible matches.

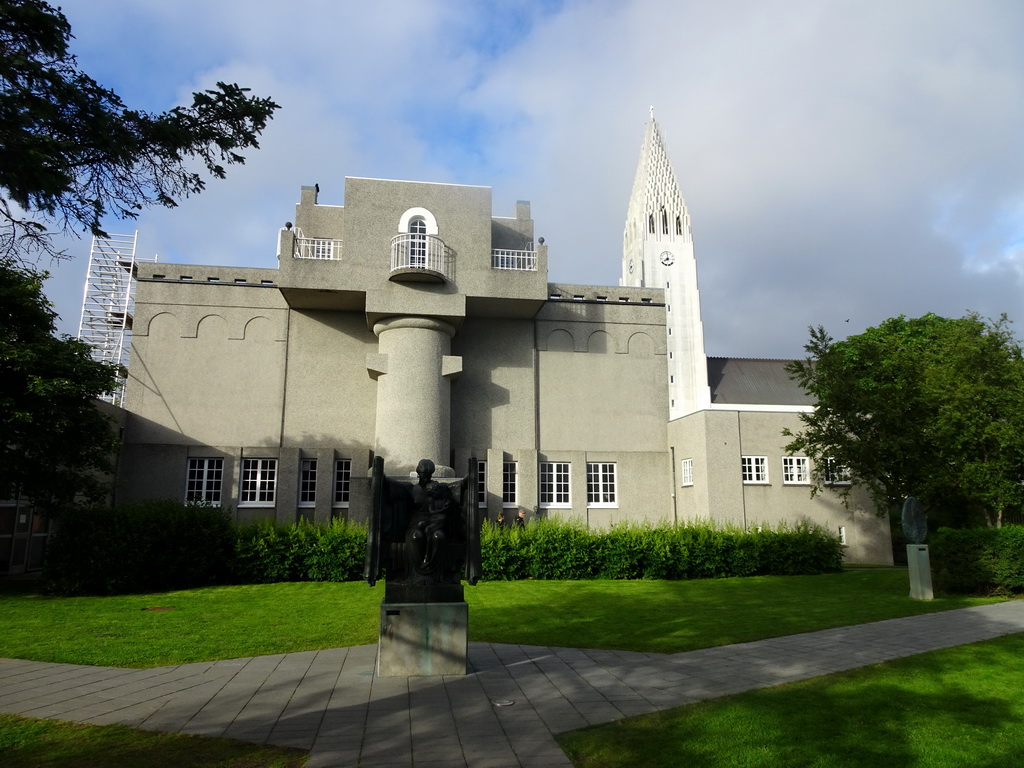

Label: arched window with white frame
[408,217,427,267]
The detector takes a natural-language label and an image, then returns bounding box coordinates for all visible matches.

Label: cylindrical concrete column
[372,316,457,475]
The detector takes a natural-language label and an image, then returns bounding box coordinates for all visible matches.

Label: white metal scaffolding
[77,232,157,406]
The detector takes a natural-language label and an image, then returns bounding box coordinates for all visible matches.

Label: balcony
[294,237,342,260]
[491,248,536,271]
[390,233,452,282]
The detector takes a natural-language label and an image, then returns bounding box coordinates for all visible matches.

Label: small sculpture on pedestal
[364,456,482,602]
[902,496,933,600]
[364,456,482,676]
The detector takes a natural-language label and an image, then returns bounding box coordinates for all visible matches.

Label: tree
[0,259,123,507]
[785,313,1024,527]
[0,0,279,260]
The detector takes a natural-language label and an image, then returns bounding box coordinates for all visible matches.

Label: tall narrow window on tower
[661,207,668,234]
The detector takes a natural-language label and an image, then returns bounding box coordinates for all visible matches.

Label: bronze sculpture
[364,456,482,602]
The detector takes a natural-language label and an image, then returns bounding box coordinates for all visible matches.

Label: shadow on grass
[0,714,308,768]
[468,572,1001,653]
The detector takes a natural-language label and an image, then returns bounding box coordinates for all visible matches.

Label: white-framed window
[503,461,518,507]
[409,217,427,266]
[680,458,694,487]
[783,456,810,485]
[299,459,317,506]
[240,458,277,505]
[741,456,768,484]
[838,526,847,546]
[333,459,352,507]
[186,458,223,504]
[824,458,852,485]
[586,462,617,507]
[539,462,571,507]
[477,460,487,508]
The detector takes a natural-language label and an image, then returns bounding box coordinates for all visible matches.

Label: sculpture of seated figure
[364,456,482,601]
[407,459,455,574]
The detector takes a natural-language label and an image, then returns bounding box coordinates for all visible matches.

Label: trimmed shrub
[932,525,1024,595]
[480,521,529,580]
[232,519,367,583]
[302,518,367,582]
[479,518,842,581]
[43,500,234,596]
[527,519,597,579]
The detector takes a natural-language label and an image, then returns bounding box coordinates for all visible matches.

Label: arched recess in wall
[586,330,613,354]
[397,207,439,235]
[545,328,575,352]
[243,315,276,342]
[146,311,180,339]
[627,331,655,358]
[196,314,229,339]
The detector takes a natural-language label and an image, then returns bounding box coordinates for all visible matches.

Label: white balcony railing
[390,233,452,278]
[491,248,537,271]
[294,237,342,260]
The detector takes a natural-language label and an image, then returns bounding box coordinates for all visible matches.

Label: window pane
[502,462,517,505]
[186,458,223,504]
[241,458,277,504]
[334,459,352,505]
[299,459,317,504]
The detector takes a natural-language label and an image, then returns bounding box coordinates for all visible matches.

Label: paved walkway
[3,601,1024,767]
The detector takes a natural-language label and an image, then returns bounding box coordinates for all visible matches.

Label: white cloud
[42,0,1024,357]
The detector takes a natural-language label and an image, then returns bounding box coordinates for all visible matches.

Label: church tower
[621,111,711,419]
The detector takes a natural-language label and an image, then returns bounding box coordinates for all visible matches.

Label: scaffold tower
[77,232,157,405]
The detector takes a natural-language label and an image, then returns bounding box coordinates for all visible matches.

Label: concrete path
[3,601,1024,767]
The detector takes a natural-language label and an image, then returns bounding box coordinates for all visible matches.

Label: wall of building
[668,409,893,564]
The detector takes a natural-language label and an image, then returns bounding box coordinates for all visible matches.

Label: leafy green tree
[785,313,1024,527]
[0,259,122,506]
[0,0,279,260]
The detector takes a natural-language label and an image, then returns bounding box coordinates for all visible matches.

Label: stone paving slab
[2,601,1024,766]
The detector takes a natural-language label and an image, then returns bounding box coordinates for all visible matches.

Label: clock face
[660,251,675,266]
[628,259,635,274]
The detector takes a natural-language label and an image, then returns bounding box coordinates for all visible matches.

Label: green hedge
[43,504,366,595]
[43,500,235,596]
[480,519,843,581]
[42,502,842,595]
[931,525,1024,595]
[232,518,366,584]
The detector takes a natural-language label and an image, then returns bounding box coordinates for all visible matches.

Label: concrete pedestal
[907,544,934,600]
[377,601,468,677]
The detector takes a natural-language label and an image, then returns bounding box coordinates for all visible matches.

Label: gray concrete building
[112,116,893,564]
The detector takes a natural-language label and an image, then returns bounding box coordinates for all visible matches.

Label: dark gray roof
[707,357,813,406]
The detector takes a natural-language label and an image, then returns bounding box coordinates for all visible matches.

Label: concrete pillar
[371,316,462,476]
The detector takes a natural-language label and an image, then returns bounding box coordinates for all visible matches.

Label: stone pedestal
[907,544,934,600]
[377,601,468,677]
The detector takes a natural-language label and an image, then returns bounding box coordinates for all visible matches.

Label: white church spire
[623,117,692,287]
[622,113,709,418]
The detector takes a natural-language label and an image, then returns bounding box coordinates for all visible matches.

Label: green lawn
[0,571,1002,667]
[0,571,1015,768]
[559,632,1024,768]
[0,714,306,768]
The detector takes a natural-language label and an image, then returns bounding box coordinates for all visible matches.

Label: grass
[0,714,306,768]
[467,570,1003,653]
[0,571,1014,767]
[0,571,1003,667]
[558,632,1024,768]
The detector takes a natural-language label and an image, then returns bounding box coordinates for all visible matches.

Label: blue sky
[38,0,1024,357]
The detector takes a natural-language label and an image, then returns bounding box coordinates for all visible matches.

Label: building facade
[112,118,893,564]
